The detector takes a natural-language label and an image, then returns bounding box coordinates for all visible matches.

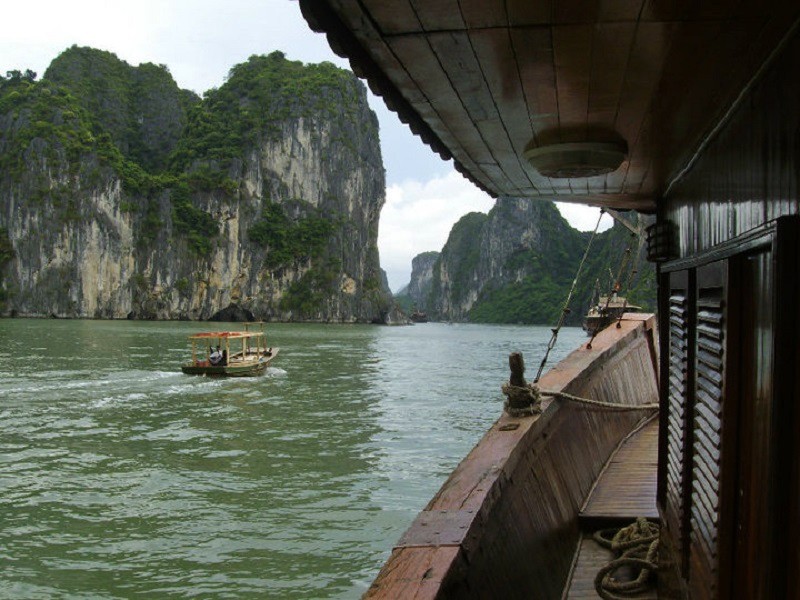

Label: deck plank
[580,418,659,524]
[564,534,658,599]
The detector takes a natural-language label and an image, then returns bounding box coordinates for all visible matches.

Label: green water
[0,319,585,599]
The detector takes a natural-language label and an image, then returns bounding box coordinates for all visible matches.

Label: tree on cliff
[0,46,393,322]
[413,198,655,325]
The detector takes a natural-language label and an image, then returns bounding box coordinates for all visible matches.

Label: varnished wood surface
[657,36,800,591]
[563,534,658,599]
[301,0,800,209]
[663,34,800,259]
[365,316,659,599]
[581,418,659,524]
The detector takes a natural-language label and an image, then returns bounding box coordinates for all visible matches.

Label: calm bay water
[0,319,585,599]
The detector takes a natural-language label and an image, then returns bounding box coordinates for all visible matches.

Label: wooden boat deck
[563,534,658,599]
[364,316,661,599]
[580,417,659,527]
[564,417,660,598]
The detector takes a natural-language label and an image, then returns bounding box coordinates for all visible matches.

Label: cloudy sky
[1,0,611,291]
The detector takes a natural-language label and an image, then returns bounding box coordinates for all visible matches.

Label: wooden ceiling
[300,1,800,211]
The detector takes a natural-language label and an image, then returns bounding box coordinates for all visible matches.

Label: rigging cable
[586,228,638,349]
[533,209,605,383]
[613,230,646,330]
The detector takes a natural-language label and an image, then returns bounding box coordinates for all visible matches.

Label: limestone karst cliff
[0,47,397,322]
[401,197,655,324]
[403,251,439,310]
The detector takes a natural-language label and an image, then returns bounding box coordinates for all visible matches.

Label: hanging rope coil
[593,518,660,599]
[534,209,605,383]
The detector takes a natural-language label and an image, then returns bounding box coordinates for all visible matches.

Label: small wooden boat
[181,323,279,377]
[583,294,640,335]
[410,310,429,323]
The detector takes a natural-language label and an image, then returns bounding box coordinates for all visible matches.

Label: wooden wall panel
[773,218,800,599]
[662,33,800,258]
[657,25,800,600]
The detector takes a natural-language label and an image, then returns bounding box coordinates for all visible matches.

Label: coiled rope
[593,518,660,599]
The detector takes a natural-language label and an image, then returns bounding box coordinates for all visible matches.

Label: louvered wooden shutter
[689,286,725,599]
[665,289,690,569]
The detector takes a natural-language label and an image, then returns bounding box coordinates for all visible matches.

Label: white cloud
[378,173,617,292]
[4,2,615,293]
[554,202,615,232]
[379,171,494,292]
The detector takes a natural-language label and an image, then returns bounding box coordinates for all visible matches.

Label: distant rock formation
[416,197,654,324]
[404,251,439,311]
[209,304,255,322]
[0,47,398,322]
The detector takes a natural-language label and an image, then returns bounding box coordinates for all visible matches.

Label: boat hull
[365,316,659,599]
[181,350,279,377]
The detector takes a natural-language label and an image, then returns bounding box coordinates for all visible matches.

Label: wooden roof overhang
[300,1,800,212]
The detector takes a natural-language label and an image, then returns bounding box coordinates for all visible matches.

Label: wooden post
[503,352,541,416]
[509,352,527,387]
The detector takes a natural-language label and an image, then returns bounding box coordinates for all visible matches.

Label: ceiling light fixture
[523,141,627,178]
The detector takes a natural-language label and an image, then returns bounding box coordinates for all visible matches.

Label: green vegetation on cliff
[248,199,335,268]
[170,181,218,256]
[428,212,487,307]
[576,223,656,314]
[469,224,654,325]
[279,264,339,316]
[0,75,100,176]
[0,46,387,321]
[467,202,586,324]
[44,45,198,172]
[0,227,14,306]
[170,51,363,173]
[1,47,361,266]
[415,198,655,325]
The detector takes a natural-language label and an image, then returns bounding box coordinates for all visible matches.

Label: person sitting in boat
[209,345,223,366]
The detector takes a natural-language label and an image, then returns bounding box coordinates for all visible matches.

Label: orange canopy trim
[188,331,264,340]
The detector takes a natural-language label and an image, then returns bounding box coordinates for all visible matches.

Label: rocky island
[397,198,655,325]
[0,46,395,322]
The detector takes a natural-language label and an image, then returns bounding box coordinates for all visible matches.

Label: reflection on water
[0,319,584,598]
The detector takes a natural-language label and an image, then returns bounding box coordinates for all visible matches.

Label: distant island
[0,46,653,327]
[395,198,655,326]
[0,46,398,323]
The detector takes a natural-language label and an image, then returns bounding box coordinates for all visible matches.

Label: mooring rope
[500,384,659,416]
[539,389,659,412]
[534,209,605,383]
[593,518,660,600]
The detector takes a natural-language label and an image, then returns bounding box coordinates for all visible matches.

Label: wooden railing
[365,315,659,599]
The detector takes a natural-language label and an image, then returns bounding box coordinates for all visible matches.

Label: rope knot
[501,382,542,417]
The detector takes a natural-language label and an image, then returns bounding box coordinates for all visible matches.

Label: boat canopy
[187,331,265,341]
